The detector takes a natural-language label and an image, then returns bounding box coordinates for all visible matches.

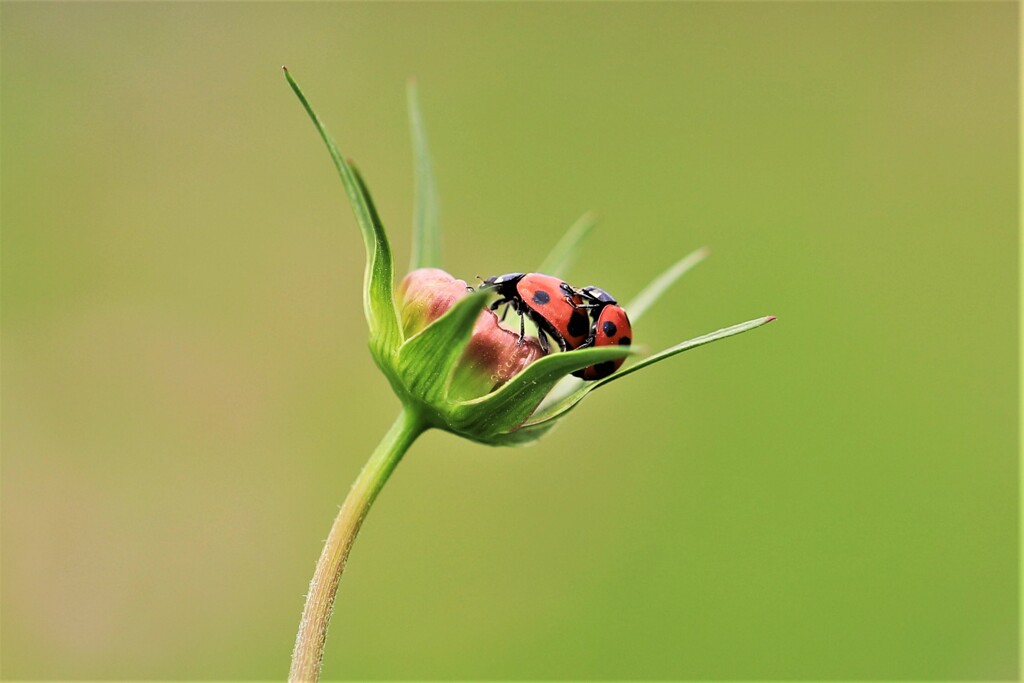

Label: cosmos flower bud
[285,68,773,447]
[368,261,628,444]
[398,268,544,401]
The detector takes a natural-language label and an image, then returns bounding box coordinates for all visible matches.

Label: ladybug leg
[499,303,511,322]
[559,282,582,308]
[563,294,598,309]
[577,335,596,349]
[489,295,513,312]
[518,310,525,343]
[537,328,551,354]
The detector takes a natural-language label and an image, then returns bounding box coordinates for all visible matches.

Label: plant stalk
[289,409,426,682]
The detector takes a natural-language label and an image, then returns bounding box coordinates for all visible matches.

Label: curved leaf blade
[407,79,441,271]
[536,211,598,278]
[521,315,776,428]
[350,164,402,354]
[477,417,561,446]
[599,316,775,387]
[447,345,636,437]
[284,68,401,351]
[625,246,709,323]
[526,380,590,427]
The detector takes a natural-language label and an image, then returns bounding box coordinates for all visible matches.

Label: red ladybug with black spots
[479,272,591,354]
[572,285,633,381]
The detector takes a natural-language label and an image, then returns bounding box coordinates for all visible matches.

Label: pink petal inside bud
[397,268,472,336]
[398,268,544,400]
[457,308,544,393]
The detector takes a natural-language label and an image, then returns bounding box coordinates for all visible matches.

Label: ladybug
[479,272,591,353]
[572,285,633,381]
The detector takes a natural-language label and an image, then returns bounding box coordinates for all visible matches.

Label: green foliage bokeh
[1,2,1017,679]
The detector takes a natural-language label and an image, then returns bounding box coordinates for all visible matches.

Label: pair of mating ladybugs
[479,272,632,381]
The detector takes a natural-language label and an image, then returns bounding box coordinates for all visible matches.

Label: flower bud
[397,268,544,401]
[286,70,771,448]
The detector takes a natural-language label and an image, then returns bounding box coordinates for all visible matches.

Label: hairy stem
[289,409,427,682]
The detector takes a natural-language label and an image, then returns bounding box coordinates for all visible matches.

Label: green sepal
[396,289,490,407]
[536,211,598,279]
[407,79,441,271]
[447,345,636,439]
[473,418,560,447]
[602,316,774,385]
[284,68,402,357]
[624,246,709,323]
[523,316,776,429]
[349,164,402,359]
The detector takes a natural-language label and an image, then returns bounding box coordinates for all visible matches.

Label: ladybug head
[580,285,617,305]
[480,272,525,289]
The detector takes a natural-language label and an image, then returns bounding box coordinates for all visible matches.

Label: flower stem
[289,409,427,682]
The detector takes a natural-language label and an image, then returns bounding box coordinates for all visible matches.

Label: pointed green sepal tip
[407,77,441,271]
[284,69,402,358]
[521,315,777,431]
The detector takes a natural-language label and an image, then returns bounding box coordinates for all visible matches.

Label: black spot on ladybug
[619,336,631,346]
[602,321,617,337]
[567,310,588,338]
[532,290,551,305]
[594,361,616,377]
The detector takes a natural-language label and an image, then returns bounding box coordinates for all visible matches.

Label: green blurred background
[1,2,1017,680]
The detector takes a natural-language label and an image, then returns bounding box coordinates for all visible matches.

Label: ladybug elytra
[572,285,633,381]
[479,272,591,354]
[479,274,632,381]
